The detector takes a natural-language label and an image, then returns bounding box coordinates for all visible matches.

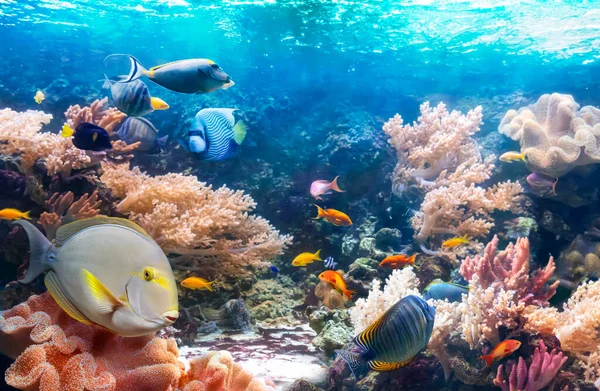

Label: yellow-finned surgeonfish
[14,217,179,337]
[0,208,31,220]
[34,90,45,104]
[104,54,234,94]
[180,277,215,291]
[336,295,435,379]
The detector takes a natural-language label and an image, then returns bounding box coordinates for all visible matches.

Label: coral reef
[40,190,101,239]
[306,307,353,355]
[499,93,600,177]
[100,163,292,277]
[0,292,275,391]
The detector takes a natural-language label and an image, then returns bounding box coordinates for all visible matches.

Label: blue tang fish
[337,295,435,379]
[103,79,169,117]
[73,123,112,152]
[116,117,167,154]
[181,108,247,161]
[423,279,469,303]
[269,266,279,276]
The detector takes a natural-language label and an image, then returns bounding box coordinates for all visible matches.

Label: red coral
[0,293,274,391]
[460,235,558,306]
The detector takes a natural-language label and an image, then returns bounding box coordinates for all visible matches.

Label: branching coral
[100,163,292,277]
[494,340,567,391]
[64,98,126,135]
[40,191,102,240]
[0,292,275,391]
[499,93,600,177]
[383,102,489,195]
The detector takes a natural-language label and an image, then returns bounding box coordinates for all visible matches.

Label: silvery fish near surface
[183,108,247,161]
[116,117,167,154]
[336,295,435,379]
[103,78,168,117]
[105,54,234,94]
[14,217,179,337]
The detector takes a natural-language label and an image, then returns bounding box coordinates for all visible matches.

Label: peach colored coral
[499,93,600,177]
[100,163,292,277]
[0,293,275,391]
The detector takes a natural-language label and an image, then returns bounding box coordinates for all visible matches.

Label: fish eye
[143,268,154,281]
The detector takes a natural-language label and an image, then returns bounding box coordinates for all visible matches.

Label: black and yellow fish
[336,295,435,379]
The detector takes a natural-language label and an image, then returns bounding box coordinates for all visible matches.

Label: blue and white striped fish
[182,108,247,161]
[336,295,435,379]
[324,256,338,270]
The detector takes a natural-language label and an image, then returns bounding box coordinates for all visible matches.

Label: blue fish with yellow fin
[336,295,435,379]
[423,279,470,303]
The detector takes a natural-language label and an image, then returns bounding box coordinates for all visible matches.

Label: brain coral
[499,93,600,177]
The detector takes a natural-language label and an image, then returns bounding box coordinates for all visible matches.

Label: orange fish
[379,253,418,269]
[0,208,31,221]
[318,270,355,300]
[480,339,521,367]
[313,205,352,226]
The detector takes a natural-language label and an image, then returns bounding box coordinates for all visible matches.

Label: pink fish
[310,176,344,200]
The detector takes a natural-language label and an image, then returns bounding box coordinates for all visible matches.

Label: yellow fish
[0,208,31,220]
[292,250,322,267]
[499,151,527,163]
[61,124,74,138]
[180,276,215,291]
[34,90,45,104]
[442,235,470,248]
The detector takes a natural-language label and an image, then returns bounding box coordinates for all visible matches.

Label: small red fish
[379,253,417,269]
[310,176,344,200]
[480,339,521,367]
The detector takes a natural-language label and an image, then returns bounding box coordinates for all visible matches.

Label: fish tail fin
[104,54,147,82]
[232,120,247,145]
[22,210,32,220]
[521,153,527,162]
[314,249,322,261]
[151,97,169,110]
[207,281,215,292]
[344,289,356,300]
[330,176,344,193]
[13,220,55,284]
[102,75,113,89]
[313,205,325,219]
[336,349,368,379]
[409,253,418,264]
[479,354,494,367]
[157,135,169,151]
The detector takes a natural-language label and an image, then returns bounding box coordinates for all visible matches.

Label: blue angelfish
[423,279,469,303]
[181,108,247,161]
[336,295,435,379]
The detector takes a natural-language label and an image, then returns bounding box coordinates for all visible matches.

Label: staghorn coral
[100,163,292,277]
[499,93,600,177]
[494,340,567,391]
[383,102,490,195]
[0,292,274,391]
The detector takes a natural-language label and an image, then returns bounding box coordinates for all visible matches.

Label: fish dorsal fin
[82,269,122,315]
[56,216,152,245]
[369,356,415,372]
[148,59,188,73]
[45,271,92,325]
[357,315,384,347]
[212,108,237,127]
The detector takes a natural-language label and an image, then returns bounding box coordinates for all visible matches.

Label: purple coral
[460,235,559,306]
[494,340,567,391]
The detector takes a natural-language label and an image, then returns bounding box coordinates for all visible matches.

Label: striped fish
[324,256,338,270]
[185,108,247,161]
[103,79,168,117]
[337,295,435,379]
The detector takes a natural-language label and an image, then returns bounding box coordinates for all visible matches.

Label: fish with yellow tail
[442,235,470,248]
[34,90,45,104]
[313,205,352,227]
[13,216,179,337]
[499,151,527,163]
[181,277,215,291]
[318,270,355,300]
[292,250,322,267]
[61,124,74,138]
[0,208,31,220]
[336,295,435,379]
[480,339,521,367]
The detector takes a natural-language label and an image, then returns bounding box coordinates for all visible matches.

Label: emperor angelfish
[337,295,435,379]
[182,108,247,161]
[116,117,167,154]
[105,54,234,94]
[103,78,169,117]
[14,217,179,337]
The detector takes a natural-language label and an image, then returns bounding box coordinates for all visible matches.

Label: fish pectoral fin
[82,269,122,315]
[45,271,92,325]
[369,358,414,372]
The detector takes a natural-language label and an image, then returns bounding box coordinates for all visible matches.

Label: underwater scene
[1,0,600,390]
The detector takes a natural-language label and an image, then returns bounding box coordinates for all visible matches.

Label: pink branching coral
[494,340,567,391]
[0,292,275,391]
[100,163,292,277]
[39,191,102,240]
